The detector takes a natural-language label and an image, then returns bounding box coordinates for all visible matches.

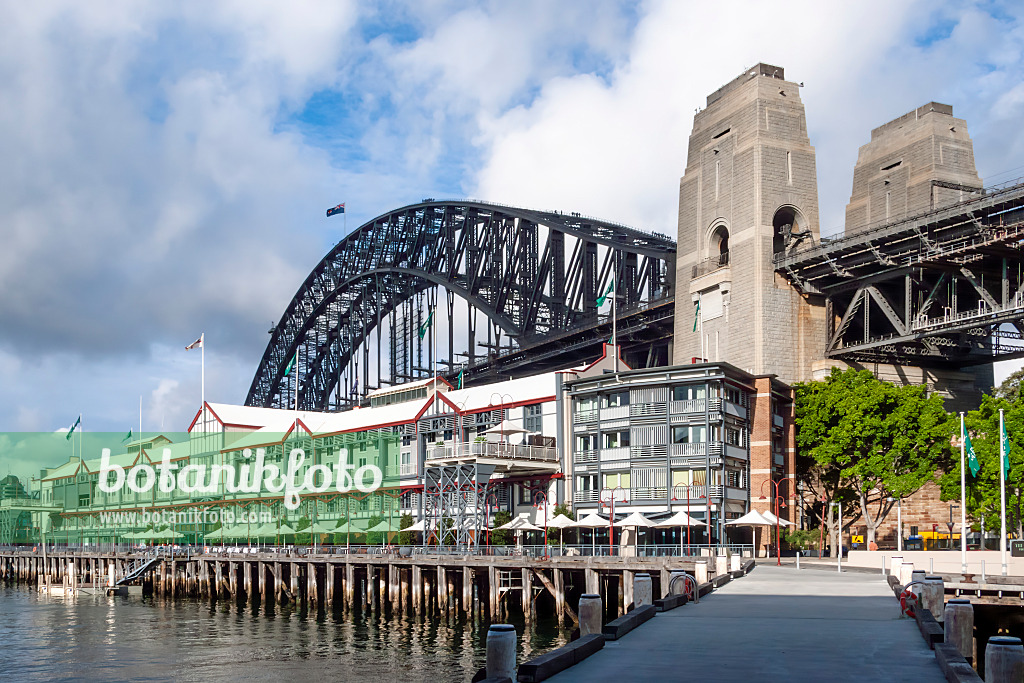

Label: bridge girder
[246,201,676,411]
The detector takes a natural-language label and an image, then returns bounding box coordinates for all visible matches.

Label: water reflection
[0,586,570,682]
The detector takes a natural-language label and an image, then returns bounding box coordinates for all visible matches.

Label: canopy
[335,520,367,534]
[545,514,576,529]
[571,512,612,528]
[309,520,339,535]
[404,519,425,532]
[498,516,543,531]
[617,511,654,528]
[366,519,400,533]
[725,510,774,526]
[761,510,795,527]
[482,420,529,436]
[654,510,706,527]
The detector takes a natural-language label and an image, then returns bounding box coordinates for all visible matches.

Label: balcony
[574,489,600,503]
[573,450,598,464]
[426,441,559,463]
[670,442,707,457]
[691,251,730,279]
[670,399,706,414]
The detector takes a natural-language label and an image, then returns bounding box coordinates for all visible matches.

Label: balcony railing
[670,399,706,414]
[691,251,730,278]
[426,442,558,463]
[573,450,598,463]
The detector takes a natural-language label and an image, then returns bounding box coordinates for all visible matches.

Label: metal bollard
[944,599,974,661]
[922,575,945,621]
[485,624,517,681]
[694,560,708,586]
[981,560,986,583]
[633,573,653,608]
[796,553,801,570]
[985,636,1024,683]
[578,594,603,637]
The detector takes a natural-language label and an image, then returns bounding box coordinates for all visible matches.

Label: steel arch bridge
[246,200,677,411]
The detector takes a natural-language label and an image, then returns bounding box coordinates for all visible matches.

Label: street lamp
[758,476,796,567]
[671,483,706,551]
[533,490,548,556]
[948,503,960,551]
[599,487,626,556]
[485,491,500,548]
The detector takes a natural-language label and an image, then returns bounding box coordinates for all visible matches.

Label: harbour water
[0,585,570,682]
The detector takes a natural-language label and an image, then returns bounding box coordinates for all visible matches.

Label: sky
[1,0,1023,444]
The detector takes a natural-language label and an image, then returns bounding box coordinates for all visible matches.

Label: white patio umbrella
[404,519,425,532]
[545,513,575,546]
[617,511,655,553]
[655,509,706,554]
[483,420,529,436]
[761,510,794,527]
[497,517,543,531]
[571,512,612,554]
[725,509,775,557]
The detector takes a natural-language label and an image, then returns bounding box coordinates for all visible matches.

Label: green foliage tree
[938,394,1024,539]
[994,368,1024,401]
[398,513,415,545]
[330,516,348,545]
[294,515,311,546]
[795,367,953,551]
[365,514,384,545]
[490,510,512,546]
[552,503,574,520]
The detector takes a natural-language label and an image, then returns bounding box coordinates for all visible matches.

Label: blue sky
[0,0,1023,453]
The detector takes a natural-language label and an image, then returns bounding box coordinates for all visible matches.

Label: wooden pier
[1,550,710,623]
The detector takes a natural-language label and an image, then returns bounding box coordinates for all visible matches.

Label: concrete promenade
[550,564,944,682]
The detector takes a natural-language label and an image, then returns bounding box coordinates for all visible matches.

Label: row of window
[576,424,744,449]
[575,383,747,412]
[576,467,746,492]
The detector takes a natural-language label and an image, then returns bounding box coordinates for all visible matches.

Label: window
[576,434,595,452]
[524,404,543,433]
[78,493,90,507]
[725,427,742,446]
[910,525,919,536]
[673,385,706,401]
[604,430,630,448]
[576,474,598,492]
[725,386,743,405]
[673,426,706,444]
[725,470,741,488]
[603,391,629,408]
[604,472,630,488]
[576,397,597,413]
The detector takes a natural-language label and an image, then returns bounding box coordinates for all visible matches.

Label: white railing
[574,450,598,463]
[574,490,599,503]
[670,399,706,414]
[426,442,559,462]
[630,402,666,417]
[574,409,599,423]
[671,442,706,456]
[600,406,629,420]
[599,447,630,461]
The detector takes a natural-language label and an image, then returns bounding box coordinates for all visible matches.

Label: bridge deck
[550,565,943,682]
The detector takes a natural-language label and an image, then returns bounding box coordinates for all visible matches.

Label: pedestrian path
[550,564,943,682]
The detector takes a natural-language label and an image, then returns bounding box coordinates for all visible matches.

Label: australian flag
[326,202,345,218]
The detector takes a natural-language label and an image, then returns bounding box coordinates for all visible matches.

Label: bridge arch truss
[246,201,676,411]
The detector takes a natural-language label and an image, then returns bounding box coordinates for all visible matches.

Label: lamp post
[671,484,705,551]
[758,476,796,567]
[489,393,514,453]
[485,492,500,548]
[533,490,548,557]
[948,503,960,551]
[599,487,625,556]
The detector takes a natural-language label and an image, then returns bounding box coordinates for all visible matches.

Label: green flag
[964,424,980,477]
[283,353,296,377]
[596,282,614,307]
[693,299,701,332]
[418,310,434,340]
[457,369,464,390]
[1002,420,1012,473]
[122,429,132,444]
[66,415,81,441]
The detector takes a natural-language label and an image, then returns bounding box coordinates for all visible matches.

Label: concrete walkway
[550,564,943,682]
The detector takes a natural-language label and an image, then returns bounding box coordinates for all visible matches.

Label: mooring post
[922,575,945,621]
[579,593,602,636]
[985,636,1024,683]
[944,599,974,662]
[633,572,653,608]
[486,624,517,681]
[462,566,472,619]
[554,568,565,626]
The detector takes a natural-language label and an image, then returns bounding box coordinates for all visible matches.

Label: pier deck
[550,564,944,682]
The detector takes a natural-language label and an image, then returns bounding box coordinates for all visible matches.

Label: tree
[330,516,349,545]
[398,513,415,545]
[994,368,1024,401]
[795,367,953,550]
[490,510,512,546]
[365,514,384,545]
[939,394,1024,539]
[294,515,311,545]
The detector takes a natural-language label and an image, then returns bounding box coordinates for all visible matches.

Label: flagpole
[699,292,705,362]
[960,412,967,573]
[1000,408,1008,576]
[201,332,205,409]
[612,258,618,374]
